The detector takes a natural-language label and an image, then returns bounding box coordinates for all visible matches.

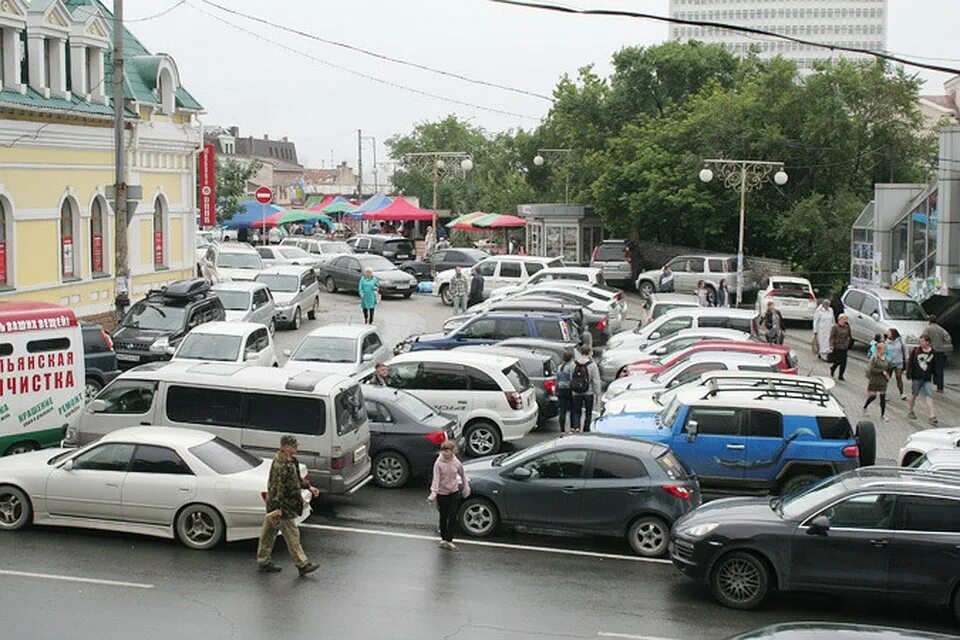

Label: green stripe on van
[0,426,66,455]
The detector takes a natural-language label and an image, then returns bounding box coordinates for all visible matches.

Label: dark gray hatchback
[459,434,700,557]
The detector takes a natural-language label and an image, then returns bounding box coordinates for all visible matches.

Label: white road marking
[598,633,679,640]
[301,523,672,564]
[0,569,154,589]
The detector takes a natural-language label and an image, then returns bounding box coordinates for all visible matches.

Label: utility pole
[357,129,363,198]
[112,0,129,322]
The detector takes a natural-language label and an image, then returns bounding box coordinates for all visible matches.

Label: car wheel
[638,281,654,299]
[4,441,38,456]
[778,474,821,496]
[856,420,877,467]
[325,276,338,293]
[0,485,31,530]
[372,452,410,489]
[84,377,103,402]
[627,516,669,557]
[458,497,499,537]
[440,284,452,306]
[403,292,412,299]
[710,551,770,610]
[464,421,501,457]
[175,504,225,551]
[292,307,302,330]
[308,297,319,320]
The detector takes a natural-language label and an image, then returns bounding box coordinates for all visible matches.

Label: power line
[184,2,541,122]
[489,0,960,77]
[197,0,552,102]
[126,0,185,23]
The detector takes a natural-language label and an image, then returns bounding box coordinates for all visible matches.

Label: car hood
[411,332,446,344]
[223,309,252,322]
[112,326,171,346]
[675,496,780,529]
[906,427,960,448]
[603,375,660,399]
[272,291,299,305]
[606,332,650,351]
[218,267,260,281]
[602,394,663,417]
[593,412,664,438]
[462,455,506,478]
[377,270,417,284]
[434,268,457,283]
[0,447,69,471]
[282,360,359,376]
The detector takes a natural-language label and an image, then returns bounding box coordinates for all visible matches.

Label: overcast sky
[124,0,960,180]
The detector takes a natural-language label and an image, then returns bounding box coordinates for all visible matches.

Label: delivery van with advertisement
[0,302,85,455]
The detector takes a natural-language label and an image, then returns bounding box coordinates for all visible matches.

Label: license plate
[396,254,410,260]
[396,284,409,290]
[782,300,799,306]
[353,445,367,463]
[117,354,140,362]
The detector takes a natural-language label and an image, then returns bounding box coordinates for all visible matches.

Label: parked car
[282,324,390,378]
[458,344,560,425]
[199,241,265,282]
[113,279,226,370]
[841,286,947,351]
[362,384,461,488]
[433,255,564,305]
[210,281,276,333]
[255,265,320,330]
[172,321,277,367]
[476,285,624,333]
[486,267,611,303]
[639,293,699,326]
[599,328,753,383]
[459,434,700,557]
[81,322,120,400]
[384,351,539,457]
[606,308,757,352]
[905,448,960,473]
[398,312,576,353]
[621,341,798,378]
[724,623,959,640]
[469,298,604,345]
[0,426,312,550]
[346,234,417,264]
[256,245,323,271]
[589,239,638,286]
[496,337,581,362]
[635,254,757,304]
[756,276,817,324]
[670,467,960,619]
[596,383,874,495]
[319,254,417,298]
[400,248,489,282]
[281,238,354,263]
[897,426,960,466]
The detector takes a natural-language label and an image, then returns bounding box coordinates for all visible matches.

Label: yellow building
[0,0,202,319]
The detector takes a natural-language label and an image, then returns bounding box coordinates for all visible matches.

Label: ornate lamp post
[533,148,572,204]
[403,152,474,229]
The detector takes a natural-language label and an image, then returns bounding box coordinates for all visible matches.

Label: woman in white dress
[812,299,835,361]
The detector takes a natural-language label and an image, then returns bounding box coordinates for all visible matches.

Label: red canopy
[307,195,337,212]
[250,210,285,228]
[362,197,434,221]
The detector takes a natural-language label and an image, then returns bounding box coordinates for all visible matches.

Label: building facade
[919,75,960,134]
[0,0,203,320]
[303,163,359,197]
[668,0,888,72]
[204,125,304,205]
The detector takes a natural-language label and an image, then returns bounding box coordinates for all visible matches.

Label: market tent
[363,197,433,221]
[221,200,285,229]
[277,209,334,228]
[348,193,392,219]
[322,200,358,215]
[449,213,527,230]
[307,195,339,212]
[249,210,285,228]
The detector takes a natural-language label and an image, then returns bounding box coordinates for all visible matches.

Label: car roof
[211,281,267,292]
[458,345,553,363]
[679,351,782,366]
[673,341,789,355]
[659,307,757,319]
[649,293,700,304]
[258,265,313,276]
[846,285,914,301]
[186,321,263,336]
[533,266,601,276]
[305,324,372,339]
[664,328,753,340]
[769,276,812,285]
[218,242,259,253]
[484,255,559,264]
[545,433,670,458]
[474,311,573,320]
[676,385,844,415]
[101,426,214,448]
[843,466,960,494]
[391,350,518,369]
[118,361,353,395]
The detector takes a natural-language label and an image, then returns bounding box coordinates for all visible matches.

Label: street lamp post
[361,136,379,193]
[533,148,572,204]
[699,159,788,307]
[403,151,474,229]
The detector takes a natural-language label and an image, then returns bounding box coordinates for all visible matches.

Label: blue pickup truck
[396,312,577,353]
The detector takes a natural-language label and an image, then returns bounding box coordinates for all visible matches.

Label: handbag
[810,335,818,355]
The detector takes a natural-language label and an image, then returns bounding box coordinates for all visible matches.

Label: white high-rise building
[668,0,888,72]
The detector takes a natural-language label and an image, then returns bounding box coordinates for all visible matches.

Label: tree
[216,157,263,222]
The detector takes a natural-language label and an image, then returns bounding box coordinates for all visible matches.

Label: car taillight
[543,379,557,396]
[331,454,351,470]
[843,445,860,458]
[591,247,599,261]
[505,391,523,410]
[613,291,622,300]
[661,485,692,500]
[596,315,608,332]
[807,292,817,301]
[625,247,633,263]
[261,491,269,503]
[100,329,114,351]
[765,291,774,298]
[424,431,447,446]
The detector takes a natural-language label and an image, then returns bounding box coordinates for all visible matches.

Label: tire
[175,504,225,551]
[779,473,821,497]
[325,276,338,293]
[638,281,655,299]
[84,377,103,402]
[710,551,771,610]
[856,420,877,467]
[291,307,302,331]
[439,284,452,306]
[463,421,502,457]
[372,451,410,489]
[627,516,670,557]
[0,485,31,530]
[458,497,500,538]
[4,441,38,456]
[403,292,412,299]
[308,297,319,320]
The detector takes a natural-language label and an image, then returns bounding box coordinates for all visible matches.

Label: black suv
[112,279,225,370]
[81,322,120,399]
[347,234,416,265]
[671,467,960,620]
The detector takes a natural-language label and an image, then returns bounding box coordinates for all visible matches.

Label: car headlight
[680,522,719,539]
[149,337,169,353]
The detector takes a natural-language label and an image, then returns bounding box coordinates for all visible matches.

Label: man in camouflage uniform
[256,434,320,577]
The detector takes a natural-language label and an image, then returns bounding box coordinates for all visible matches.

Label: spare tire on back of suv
[856,420,876,467]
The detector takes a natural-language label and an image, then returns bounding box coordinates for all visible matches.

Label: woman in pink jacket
[427,440,471,550]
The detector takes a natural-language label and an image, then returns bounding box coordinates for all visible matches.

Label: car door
[360,331,389,375]
[45,442,135,519]
[416,362,473,422]
[251,287,273,327]
[790,493,896,592]
[858,294,882,343]
[670,406,745,486]
[454,318,499,346]
[841,290,867,342]
[682,257,705,291]
[502,449,587,527]
[662,257,687,291]
[339,257,361,289]
[121,445,197,525]
[495,260,524,290]
[79,380,158,442]
[741,409,787,485]
[578,450,653,532]
[886,494,960,600]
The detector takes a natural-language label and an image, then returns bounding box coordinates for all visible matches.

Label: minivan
[66,361,372,495]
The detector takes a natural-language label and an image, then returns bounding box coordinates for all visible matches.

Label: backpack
[570,361,590,394]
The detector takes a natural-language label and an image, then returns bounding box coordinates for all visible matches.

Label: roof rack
[703,375,828,397]
[702,379,831,406]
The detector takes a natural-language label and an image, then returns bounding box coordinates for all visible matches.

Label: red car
[621,340,798,377]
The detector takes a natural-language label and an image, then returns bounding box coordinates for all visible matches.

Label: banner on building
[62,237,74,277]
[154,231,164,266]
[92,235,103,274]
[198,143,216,227]
[0,242,6,285]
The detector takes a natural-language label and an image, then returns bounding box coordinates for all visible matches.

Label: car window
[746,410,783,438]
[478,261,497,277]
[432,251,447,263]
[130,445,193,475]
[519,450,587,479]
[82,327,109,353]
[176,333,242,362]
[503,364,531,392]
[189,437,264,475]
[895,495,960,532]
[420,363,469,390]
[595,244,627,261]
[73,443,135,471]
[256,247,273,258]
[843,290,866,311]
[461,318,497,339]
[666,258,686,272]
[816,493,896,530]
[247,393,326,436]
[494,318,528,339]
[500,262,522,278]
[253,288,270,308]
[525,262,544,275]
[385,362,421,389]
[166,386,243,426]
[685,258,704,272]
[364,401,393,423]
[656,317,693,337]
[860,295,879,316]
[670,363,724,387]
[467,367,500,392]
[685,407,741,436]
[883,299,927,321]
[93,380,156,413]
[707,258,725,272]
[534,319,566,341]
[335,385,366,436]
[656,451,690,481]
[590,451,648,479]
[817,416,854,440]
[361,332,384,356]
[697,316,728,328]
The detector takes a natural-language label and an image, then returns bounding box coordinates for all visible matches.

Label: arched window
[0,197,9,287]
[90,198,107,275]
[60,199,79,279]
[158,67,175,115]
[153,197,166,268]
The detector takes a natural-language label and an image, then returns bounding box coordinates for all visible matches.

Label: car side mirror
[61,459,74,471]
[686,420,698,443]
[807,515,831,536]
[165,346,176,356]
[511,467,532,480]
[654,347,667,355]
[301,284,307,292]
[650,332,661,340]
[244,351,259,361]
[282,348,292,357]
[88,399,107,413]
[870,312,879,321]
[362,353,374,362]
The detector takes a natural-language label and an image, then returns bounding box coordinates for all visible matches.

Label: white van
[66,361,371,495]
[0,302,85,455]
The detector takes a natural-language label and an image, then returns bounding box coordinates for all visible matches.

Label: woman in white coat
[812,299,835,361]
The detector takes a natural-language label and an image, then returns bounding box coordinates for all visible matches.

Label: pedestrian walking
[695,280,711,307]
[925,315,951,392]
[557,350,574,433]
[886,328,908,399]
[863,342,892,421]
[467,266,485,308]
[358,266,379,324]
[449,265,469,315]
[427,440,470,550]
[906,334,938,424]
[424,225,437,257]
[716,279,730,308]
[812,300,835,360]
[762,301,785,344]
[829,314,852,381]
[658,266,675,293]
[371,362,388,386]
[570,345,601,433]
[256,435,320,576]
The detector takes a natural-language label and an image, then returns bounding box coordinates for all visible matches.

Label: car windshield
[359,256,396,272]
[213,290,251,311]
[497,438,559,467]
[189,437,264,475]
[257,274,300,293]
[175,333,242,362]
[883,299,926,320]
[653,303,694,319]
[218,252,262,269]
[657,394,682,427]
[320,242,351,254]
[777,475,847,519]
[279,247,310,259]
[121,301,185,331]
[291,336,357,363]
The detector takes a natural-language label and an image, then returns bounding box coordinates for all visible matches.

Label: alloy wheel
[462,502,494,535]
[5,442,36,455]
[375,455,406,487]
[183,510,217,545]
[467,427,495,456]
[717,557,762,604]
[0,492,23,526]
[632,520,666,556]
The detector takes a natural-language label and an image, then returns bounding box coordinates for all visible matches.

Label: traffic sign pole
[254,187,273,246]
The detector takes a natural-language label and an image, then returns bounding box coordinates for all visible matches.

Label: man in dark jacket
[467,266,485,308]
[256,435,320,576]
[925,315,952,392]
[906,334,938,424]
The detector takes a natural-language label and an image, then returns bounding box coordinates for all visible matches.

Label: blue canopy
[348,193,392,219]
[221,200,285,229]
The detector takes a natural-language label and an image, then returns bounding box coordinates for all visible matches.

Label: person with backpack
[556,350,574,433]
[570,345,601,433]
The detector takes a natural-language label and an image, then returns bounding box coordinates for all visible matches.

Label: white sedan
[173,321,278,367]
[0,427,311,550]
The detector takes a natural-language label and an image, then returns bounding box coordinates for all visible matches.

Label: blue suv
[594,382,876,495]
[396,312,576,353]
